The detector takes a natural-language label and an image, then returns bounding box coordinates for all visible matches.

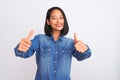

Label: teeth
[56,24,62,26]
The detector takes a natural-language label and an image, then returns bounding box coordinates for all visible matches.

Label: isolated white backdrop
[0,0,120,80]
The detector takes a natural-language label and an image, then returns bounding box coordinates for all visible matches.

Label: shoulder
[62,36,74,44]
[31,34,45,42]
[33,34,45,39]
[63,36,73,41]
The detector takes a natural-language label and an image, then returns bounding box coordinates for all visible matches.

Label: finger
[18,47,23,52]
[18,47,27,52]
[74,33,78,42]
[20,41,31,48]
[24,39,31,44]
[80,47,87,53]
[26,30,34,40]
[19,45,29,51]
[20,38,31,46]
[78,45,88,53]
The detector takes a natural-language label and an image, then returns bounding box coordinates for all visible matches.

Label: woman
[14,6,91,80]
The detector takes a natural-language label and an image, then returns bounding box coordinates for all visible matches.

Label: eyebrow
[51,15,63,18]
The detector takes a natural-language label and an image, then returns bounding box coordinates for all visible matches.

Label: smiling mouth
[56,24,63,27]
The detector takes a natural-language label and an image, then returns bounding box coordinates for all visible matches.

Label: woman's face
[47,9,64,32]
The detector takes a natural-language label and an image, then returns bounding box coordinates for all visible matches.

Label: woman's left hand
[74,33,88,53]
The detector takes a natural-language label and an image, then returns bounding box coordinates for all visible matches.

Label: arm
[14,44,35,58]
[72,33,91,61]
[14,30,39,58]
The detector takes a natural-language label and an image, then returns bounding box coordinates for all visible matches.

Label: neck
[52,31,60,41]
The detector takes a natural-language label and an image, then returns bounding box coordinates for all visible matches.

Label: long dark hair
[44,6,69,36]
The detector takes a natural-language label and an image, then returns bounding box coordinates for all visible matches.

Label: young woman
[14,6,91,80]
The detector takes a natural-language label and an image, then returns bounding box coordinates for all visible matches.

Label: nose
[57,18,61,23]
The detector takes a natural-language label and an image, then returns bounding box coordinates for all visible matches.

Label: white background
[0,0,120,80]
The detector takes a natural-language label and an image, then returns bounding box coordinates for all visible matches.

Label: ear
[47,19,50,25]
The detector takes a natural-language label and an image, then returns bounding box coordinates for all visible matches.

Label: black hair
[44,6,69,36]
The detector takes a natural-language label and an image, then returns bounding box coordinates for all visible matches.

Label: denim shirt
[14,34,91,80]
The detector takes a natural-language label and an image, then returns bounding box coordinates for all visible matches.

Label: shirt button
[55,51,58,53]
[54,61,57,63]
[54,71,56,73]
[41,49,44,51]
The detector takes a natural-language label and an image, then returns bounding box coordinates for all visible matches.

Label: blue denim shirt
[14,34,91,80]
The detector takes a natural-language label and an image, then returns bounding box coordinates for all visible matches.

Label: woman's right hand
[18,30,34,52]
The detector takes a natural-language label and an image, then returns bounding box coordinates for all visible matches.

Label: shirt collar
[46,35,64,42]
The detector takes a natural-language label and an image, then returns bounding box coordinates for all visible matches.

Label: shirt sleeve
[14,35,39,58]
[72,44,91,61]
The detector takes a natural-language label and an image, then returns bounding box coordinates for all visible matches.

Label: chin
[57,28,63,31]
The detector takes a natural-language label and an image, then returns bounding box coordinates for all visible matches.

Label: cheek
[50,19,56,24]
[62,20,64,23]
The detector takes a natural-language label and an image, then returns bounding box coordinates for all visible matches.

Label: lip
[56,24,63,27]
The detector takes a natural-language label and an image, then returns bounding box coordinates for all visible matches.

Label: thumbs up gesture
[18,30,34,52]
[74,33,88,53]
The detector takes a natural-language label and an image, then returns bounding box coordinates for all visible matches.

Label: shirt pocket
[40,48,51,57]
[61,49,72,59]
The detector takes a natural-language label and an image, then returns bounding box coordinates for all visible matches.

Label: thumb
[74,33,78,43]
[26,30,34,40]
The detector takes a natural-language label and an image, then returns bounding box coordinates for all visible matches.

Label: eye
[52,17,56,20]
[60,16,63,19]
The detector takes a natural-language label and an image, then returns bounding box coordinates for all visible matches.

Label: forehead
[50,9,63,16]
